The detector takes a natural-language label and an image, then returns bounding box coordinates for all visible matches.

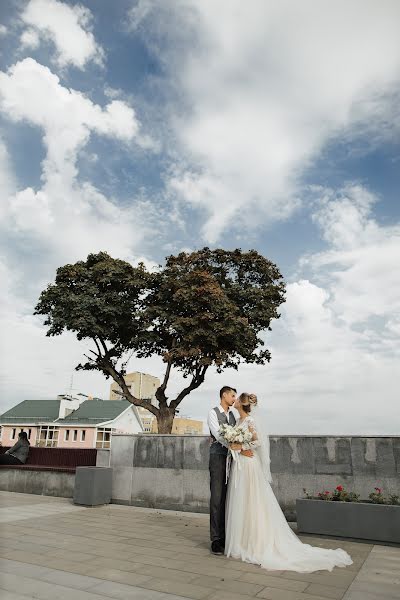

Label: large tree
[35,248,285,433]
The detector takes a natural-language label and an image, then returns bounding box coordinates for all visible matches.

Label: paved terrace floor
[0,492,399,600]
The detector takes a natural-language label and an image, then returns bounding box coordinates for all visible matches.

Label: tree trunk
[156,407,175,434]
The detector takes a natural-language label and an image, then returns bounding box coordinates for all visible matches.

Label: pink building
[0,397,143,449]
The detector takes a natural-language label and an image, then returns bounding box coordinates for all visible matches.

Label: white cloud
[0,57,162,415]
[181,184,400,435]
[142,0,400,242]
[0,58,139,185]
[0,24,8,37]
[20,0,104,69]
[0,58,148,271]
[305,185,400,324]
[127,0,155,31]
[20,28,40,50]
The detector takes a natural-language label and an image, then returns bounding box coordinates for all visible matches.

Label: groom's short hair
[220,386,237,398]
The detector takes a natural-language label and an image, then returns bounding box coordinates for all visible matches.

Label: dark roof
[60,400,131,424]
[0,400,61,424]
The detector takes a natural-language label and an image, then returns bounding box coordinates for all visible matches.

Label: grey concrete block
[157,435,184,469]
[315,437,352,475]
[393,438,400,475]
[112,466,133,503]
[271,437,315,474]
[24,469,45,496]
[351,438,377,476]
[96,449,111,467]
[154,468,184,510]
[73,467,113,506]
[375,438,397,477]
[131,466,158,507]
[133,435,158,468]
[110,435,135,467]
[183,436,210,470]
[182,469,209,512]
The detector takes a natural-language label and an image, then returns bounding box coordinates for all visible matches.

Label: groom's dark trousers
[209,453,228,543]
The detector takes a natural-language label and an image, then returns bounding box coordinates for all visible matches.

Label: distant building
[0,397,143,449]
[144,415,203,435]
[109,372,160,402]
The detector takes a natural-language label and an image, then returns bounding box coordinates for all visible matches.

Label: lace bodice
[239,416,261,450]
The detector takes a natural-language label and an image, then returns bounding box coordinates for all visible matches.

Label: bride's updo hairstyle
[238,392,258,413]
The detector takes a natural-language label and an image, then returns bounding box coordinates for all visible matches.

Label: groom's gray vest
[210,407,236,456]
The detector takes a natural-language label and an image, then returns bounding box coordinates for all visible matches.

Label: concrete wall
[109,434,400,519]
[0,468,75,498]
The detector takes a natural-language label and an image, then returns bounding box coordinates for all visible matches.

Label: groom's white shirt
[208,404,230,448]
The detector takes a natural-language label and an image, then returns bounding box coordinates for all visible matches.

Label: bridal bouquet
[219,423,253,446]
[220,423,253,482]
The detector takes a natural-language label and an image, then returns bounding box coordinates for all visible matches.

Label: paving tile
[355,569,400,585]
[239,572,308,592]
[206,591,254,600]
[125,563,200,583]
[0,558,53,578]
[256,590,343,600]
[346,580,400,599]
[84,556,141,573]
[138,577,213,599]
[84,567,154,587]
[343,592,393,600]
[88,580,173,600]
[37,569,105,590]
[304,583,347,599]
[0,592,29,600]
[190,573,264,596]
[281,570,356,587]
[47,549,97,562]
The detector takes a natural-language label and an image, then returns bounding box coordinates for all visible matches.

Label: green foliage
[34,248,286,432]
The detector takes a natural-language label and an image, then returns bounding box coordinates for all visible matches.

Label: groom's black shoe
[211,541,224,555]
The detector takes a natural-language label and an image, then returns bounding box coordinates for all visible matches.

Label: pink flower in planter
[336,485,344,492]
[374,487,382,494]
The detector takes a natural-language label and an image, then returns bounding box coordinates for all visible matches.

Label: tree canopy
[35,248,286,433]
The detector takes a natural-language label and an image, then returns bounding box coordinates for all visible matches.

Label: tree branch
[97,355,159,416]
[92,338,102,357]
[169,365,209,411]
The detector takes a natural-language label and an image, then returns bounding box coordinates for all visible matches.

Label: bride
[225,392,353,572]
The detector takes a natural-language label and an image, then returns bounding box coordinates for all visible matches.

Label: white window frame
[11,428,16,440]
[64,429,70,441]
[96,428,112,449]
[81,430,86,442]
[73,430,78,442]
[37,426,59,448]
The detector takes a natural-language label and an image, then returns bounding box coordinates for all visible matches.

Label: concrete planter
[73,466,113,506]
[296,498,400,543]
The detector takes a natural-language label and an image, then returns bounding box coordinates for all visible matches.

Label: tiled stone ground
[0,491,398,600]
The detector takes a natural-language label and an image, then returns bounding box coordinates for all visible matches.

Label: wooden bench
[0,446,97,472]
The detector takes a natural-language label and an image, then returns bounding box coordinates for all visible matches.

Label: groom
[208,386,253,554]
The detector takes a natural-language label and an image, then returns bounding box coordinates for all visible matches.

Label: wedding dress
[225,415,353,572]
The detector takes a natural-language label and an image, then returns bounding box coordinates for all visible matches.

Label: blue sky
[0,0,399,434]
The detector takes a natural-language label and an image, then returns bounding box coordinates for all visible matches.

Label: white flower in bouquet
[219,423,252,445]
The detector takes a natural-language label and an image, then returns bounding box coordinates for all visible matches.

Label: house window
[37,426,59,448]
[81,430,86,442]
[96,428,112,449]
[11,428,16,440]
[65,430,70,441]
[28,429,32,439]
[73,430,78,442]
